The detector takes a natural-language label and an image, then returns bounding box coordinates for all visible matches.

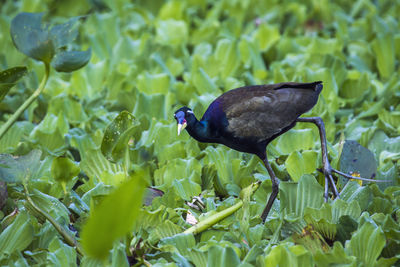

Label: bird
[174,81,379,222]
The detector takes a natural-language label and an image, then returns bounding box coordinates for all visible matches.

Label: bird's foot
[320,163,340,201]
[318,162,391,202]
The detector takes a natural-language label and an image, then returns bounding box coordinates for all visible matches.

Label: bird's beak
[177,122,187,135]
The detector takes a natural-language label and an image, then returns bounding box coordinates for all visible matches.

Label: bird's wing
[221,83,321,141]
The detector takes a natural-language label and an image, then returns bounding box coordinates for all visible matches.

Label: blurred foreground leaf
[81,174,146,260]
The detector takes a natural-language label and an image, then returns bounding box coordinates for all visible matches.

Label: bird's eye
[187,110,194,114]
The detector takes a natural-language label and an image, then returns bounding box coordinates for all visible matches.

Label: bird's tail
[314,81,323,94]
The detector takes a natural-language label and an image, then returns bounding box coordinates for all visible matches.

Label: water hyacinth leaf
[292,225,331,253]
[339,181,372,211]
[285,150,318,182]
[372,34,395,80]
[47,237,77,267]
[101,111,140,163]
[275,129,315,155]
[336,215,358,244]
[0,150,42,183]
[51,157,80,186]
[156,19,188,46]
[214,39,239,79]
[0,66,27,102]
[159,233,195,255]
[51,49,91,72]
[81,175,146,260]
[264,244,314,267]
[10,12,55,63]
[280,175,324,217]
[207,246,241,267]
[346,222,386,266]
[339,140,377,187]
[314,241,355,267]
[0,211,34,260]
[10,12,91,72]
[49,16,80,49]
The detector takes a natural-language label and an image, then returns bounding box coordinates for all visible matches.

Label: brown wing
[220,82,322,141]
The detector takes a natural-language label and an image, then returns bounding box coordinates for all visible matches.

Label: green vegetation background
[0,0,399,266]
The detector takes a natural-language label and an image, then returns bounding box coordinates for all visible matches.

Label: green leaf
[0,150,42,183]
[314,241,355,267]
[159,233,195,255]
[137,72,170,95]
[49,16,80,49]
[340,181,372,211]
[280,175,324,217]
[214,39,239,79]
[371,34,395,80]
[264,243,314,267]
[81,174,146,260]
[172,178,201,201]
[207,246,241,267]
[10,12,91,71]
[51,49,92,72]
[336,215,358,244]
[346,222,386,266]
[51,157,80,188]
[0,66,27,102]
[10,12,55,63]
[101,111,140,163]
[47,237,77,267]
[275,129,316,155]
[285,150,318,182]
[253,24,280,52]
[0,211,34,260]
[156,19,188,46]
[0,121,33,154]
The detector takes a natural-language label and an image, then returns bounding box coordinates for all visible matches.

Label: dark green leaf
[339,140,377,187]
[51,49,91,72]
[0,66,27,102]
[49,17,80,49]
[10,12,55,63]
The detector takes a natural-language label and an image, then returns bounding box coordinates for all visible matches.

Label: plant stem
[24,184,84,256]
[0,63,50,140]
[184,200,244,235]
[183,182,260,235]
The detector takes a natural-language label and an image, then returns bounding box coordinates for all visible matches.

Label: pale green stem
[184,200,244,235]
[0,63,50,140]
[24,184,84,256]
[184,182,260,235]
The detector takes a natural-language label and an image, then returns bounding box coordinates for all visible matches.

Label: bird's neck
[186,119,217,143]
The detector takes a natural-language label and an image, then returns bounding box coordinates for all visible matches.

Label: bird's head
[174,107,195,135]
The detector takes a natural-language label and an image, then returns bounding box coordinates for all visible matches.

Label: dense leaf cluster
[0,0,399,266]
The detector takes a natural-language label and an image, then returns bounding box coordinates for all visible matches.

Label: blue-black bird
[174,81,377,222]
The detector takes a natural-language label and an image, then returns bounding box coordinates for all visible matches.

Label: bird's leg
[296,117,340,199]
[260,157,279,222]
